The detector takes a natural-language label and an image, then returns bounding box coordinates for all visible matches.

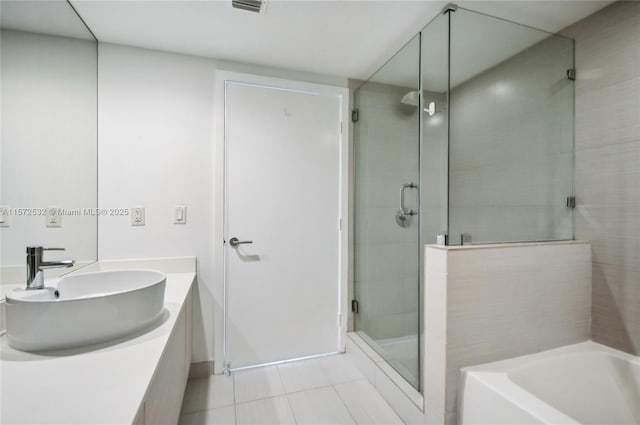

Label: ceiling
[0,0,94,40]
[31,1,618,82]
[369,3,580,91]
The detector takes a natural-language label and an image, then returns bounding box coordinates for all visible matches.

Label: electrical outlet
[46,207,62,228]
[0,206,9,228]
[131,207,145,226]
[174,205,186,224]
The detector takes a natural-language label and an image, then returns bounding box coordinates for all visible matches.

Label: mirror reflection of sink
[5,269,166,352]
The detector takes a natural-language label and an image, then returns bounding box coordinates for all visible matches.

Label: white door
[224,80,343,370]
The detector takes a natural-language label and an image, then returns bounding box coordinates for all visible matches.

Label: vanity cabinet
[136,289,193,425]
[0,266,196,425]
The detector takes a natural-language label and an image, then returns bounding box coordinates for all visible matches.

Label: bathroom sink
[5,269,166,352]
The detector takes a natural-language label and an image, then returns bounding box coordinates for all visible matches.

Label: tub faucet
[26,246,75,290]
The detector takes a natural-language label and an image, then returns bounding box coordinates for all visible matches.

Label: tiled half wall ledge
[424,240,591,425]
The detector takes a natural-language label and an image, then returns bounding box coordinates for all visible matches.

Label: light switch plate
[131,207,145,226]
[174,205,187,224]
[46,207,62,228]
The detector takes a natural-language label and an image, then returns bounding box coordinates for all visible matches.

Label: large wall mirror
[1,0,97,288]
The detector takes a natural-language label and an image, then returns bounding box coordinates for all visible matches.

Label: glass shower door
[353,35,421,390]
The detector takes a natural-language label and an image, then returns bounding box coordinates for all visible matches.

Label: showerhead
[401,91,420,107]
[401,91,436,116]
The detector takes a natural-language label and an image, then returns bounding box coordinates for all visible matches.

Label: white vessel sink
[5,269,166,352]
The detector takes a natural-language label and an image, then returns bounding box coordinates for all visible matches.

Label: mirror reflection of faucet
[25,246,75,290]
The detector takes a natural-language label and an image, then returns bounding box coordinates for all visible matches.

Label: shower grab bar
[400,183,418,216]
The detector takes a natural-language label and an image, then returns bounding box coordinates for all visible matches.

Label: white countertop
[0,258,195,425]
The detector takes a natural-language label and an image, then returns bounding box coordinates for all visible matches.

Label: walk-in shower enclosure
[353,6,575,391]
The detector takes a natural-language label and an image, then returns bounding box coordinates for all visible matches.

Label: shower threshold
[376,334,420,389]
[348,332,423,414]
[356,331,420,390]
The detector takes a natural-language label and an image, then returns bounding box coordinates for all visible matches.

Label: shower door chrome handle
[400,183,418,216]
[396,183,418,228]
[229,237,253,247]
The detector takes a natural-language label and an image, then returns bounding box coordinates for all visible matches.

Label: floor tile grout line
[276,358,332,395]
[283,392,300,425]
[330,375,369,386]
[231,358,367,404]
[331,383,360,425]
[231,392,299,425]
[275,360,300,425]
[180,355,376,423]
[286,384,361,425]
[178,404,237,424]
[234,392,291,406]
[233,364,287,405]
[234,380,366,406]
[283,382,340,397]
[334,379,407,425]
[232,373,238,425]
[181,403,236,417]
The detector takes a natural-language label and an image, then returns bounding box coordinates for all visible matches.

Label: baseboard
[188,361,215,379]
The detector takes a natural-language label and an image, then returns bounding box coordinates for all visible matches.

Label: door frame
[213,71,349,373]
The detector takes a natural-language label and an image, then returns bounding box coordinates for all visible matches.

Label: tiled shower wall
[563,1,640,355]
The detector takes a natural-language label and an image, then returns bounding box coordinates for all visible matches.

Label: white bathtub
[459,341,640,425]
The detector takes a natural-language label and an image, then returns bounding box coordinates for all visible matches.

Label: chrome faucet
[26,246,75,290]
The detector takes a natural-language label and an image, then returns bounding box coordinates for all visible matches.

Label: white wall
[98,43,216,362]
[98,43,347,364]
[1,30,97,273]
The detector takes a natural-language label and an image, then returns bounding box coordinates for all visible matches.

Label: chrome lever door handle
[229,237,253,247]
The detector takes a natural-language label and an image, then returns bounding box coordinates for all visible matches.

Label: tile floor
[179,354,405,425]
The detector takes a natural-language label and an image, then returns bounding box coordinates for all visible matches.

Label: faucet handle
[26,246,66,255]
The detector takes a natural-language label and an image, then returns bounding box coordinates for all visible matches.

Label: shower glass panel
[448,8,575,245]
[420,13,450,247]
[353,6,575,393]
[353,35,421,390]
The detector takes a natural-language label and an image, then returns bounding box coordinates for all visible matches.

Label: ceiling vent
[232,0,265,13]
